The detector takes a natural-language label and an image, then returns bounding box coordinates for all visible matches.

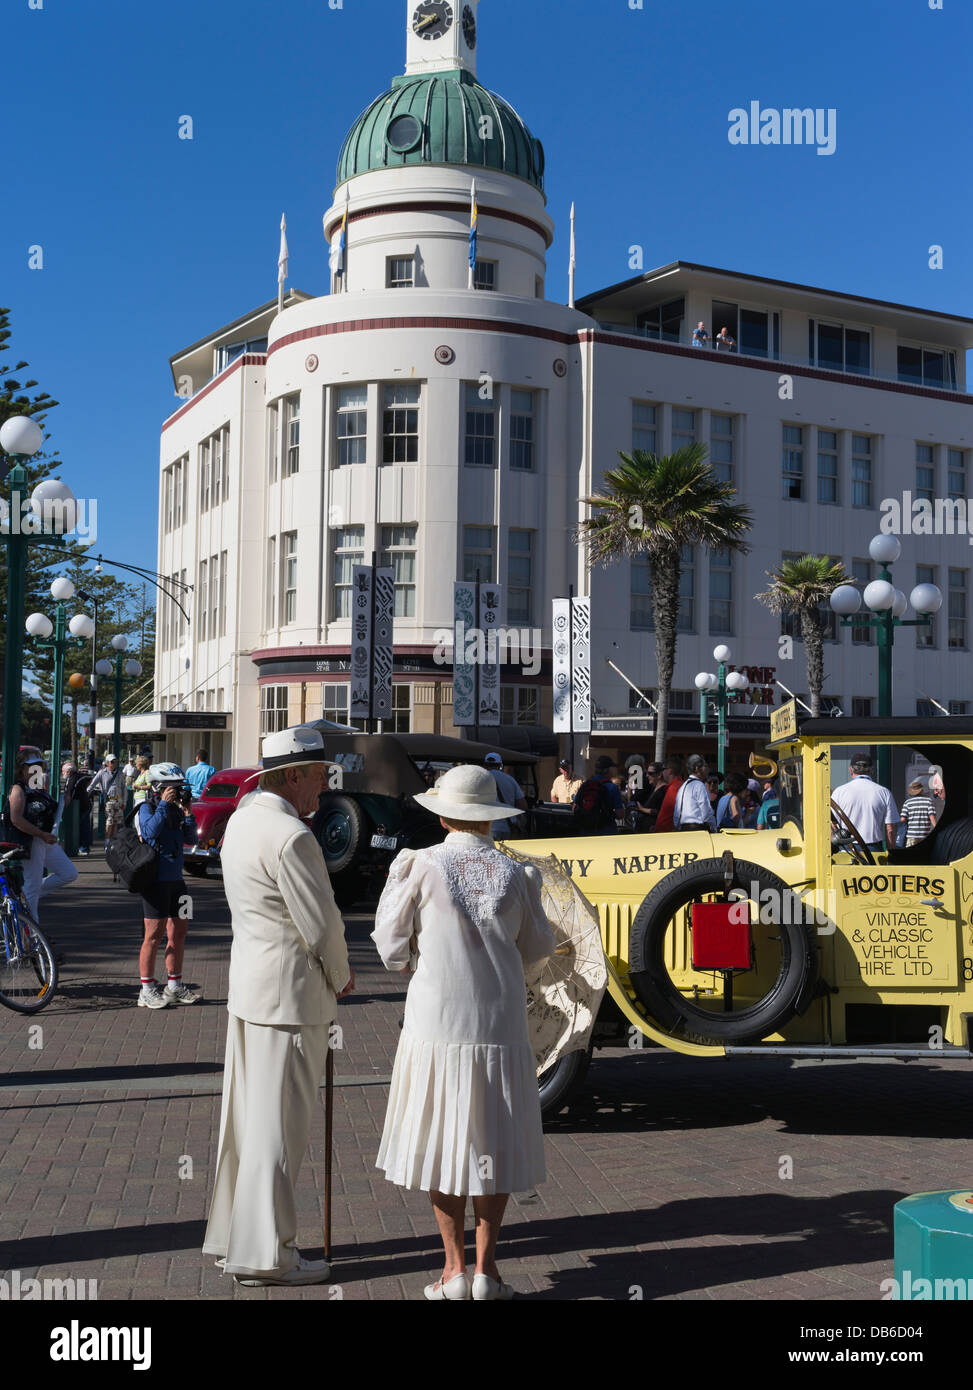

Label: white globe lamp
[891,589,909,620]
[911,584,944,615]
[123,659,142,678]
[726,671,750,693]
[69,614,96,639]
[110,634,129,652]
[29,478,78,533]
[95,658,113,678]
[869,534,902,566]
[0,416,44,457]
[25,612,53,639]
[864,580,896,612]
[50,576,75,602]
[830,584,863,615]
[713,645,733,665]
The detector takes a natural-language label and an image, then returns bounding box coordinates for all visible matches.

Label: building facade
[153,0,973,778]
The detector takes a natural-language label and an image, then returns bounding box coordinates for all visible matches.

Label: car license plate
[371,834,400,851]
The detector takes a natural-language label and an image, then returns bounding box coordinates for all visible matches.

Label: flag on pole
[277,213,288,313]
[468,180,478,287]
[330,192,349,279]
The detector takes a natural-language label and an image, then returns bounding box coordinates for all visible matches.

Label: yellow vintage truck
[529,707,973,1113]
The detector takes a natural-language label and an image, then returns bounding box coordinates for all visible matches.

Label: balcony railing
[593,324,966,396]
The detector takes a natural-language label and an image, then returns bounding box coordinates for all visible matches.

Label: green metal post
[876,566,894,801]
[50,604,67,785]
[113,653,123,764]
[716,662,728,781]
[1,462,28,797]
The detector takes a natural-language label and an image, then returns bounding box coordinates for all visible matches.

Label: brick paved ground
[1,854,971,1302]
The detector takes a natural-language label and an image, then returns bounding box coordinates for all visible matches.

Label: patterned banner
[372,567,394,720]
[478,582,502,726]
[452,582,477,726]
[552,599,572,733]
[350,566,373,722]
[571,597,591,733]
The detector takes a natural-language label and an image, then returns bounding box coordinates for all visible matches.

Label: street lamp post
[95,635,142,763]
[830,534,943,791]
[24,578,95,783]
[695,645,750,780]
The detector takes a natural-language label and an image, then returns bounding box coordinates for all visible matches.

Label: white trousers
[202,1015,330,1277]
[21,838,79,922]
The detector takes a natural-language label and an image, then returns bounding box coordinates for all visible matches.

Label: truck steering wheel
[830,798,875,866]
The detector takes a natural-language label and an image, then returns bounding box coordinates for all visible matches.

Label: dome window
[386,114,423,153]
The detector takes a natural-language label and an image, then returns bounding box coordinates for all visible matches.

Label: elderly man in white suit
[203,727,353,1287]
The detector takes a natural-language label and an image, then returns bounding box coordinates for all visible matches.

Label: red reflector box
[691,902,752,970]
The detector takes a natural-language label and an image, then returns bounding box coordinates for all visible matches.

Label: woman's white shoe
[471,1274,514,1301]
[423,1273,470,1300]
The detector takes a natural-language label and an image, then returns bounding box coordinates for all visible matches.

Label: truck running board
[723,1044,973,1059]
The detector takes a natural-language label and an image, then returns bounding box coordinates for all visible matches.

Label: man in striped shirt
[900,780,939,848]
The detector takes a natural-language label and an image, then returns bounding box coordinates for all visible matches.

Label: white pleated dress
[371,831,556,1196]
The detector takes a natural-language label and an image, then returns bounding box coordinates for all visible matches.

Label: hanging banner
[478,582,502,726]
[350,566,373,721]
[552,599,572,733]
[571,597,591,734]
[372,567,395,720]
[452,582,477,726]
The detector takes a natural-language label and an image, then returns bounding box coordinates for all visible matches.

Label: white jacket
[220,790,351,1026]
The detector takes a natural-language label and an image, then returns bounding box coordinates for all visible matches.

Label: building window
[336,386,367,467]
[281,532,297,625]
[709,547,733,635]
[851,560,873,645]
[331,526,365,620]
[473,260,497,291]
[809,320,871,374]
[463,526,495,583]
[783,425,805,500]
[380,525,417,619]
[464,383,496,468]
[386,256,414,288]
[200,439,211,512]
[948,568,967,650]
[916,443,935,503]
[851,435,873,508]
[780,551,836,641]
[322,683,367,732]
[209,553,219,639]
[633,402,657,454]
[500,687,540,726]
[508,530,533,625]
[950,700,969,716]
[817,429,839,505]
[197,560,208,643]
[852,697,874,718]
[898,345,958,389]
[283,395,300,477]
[268,401,280,483]
[631,557,652,631]
[678,547,695,632]
[672,408,696,451]
[260,686,290,737]
[710,414,735,485]
[218,552,227,638]
[635,297,685,343]
[916,564,937,649]
[948,448,966,500]
[388,684,412,733]
[163,467,173,533]
[821,696,843,715]
[383,384,420,463]
[916,699,936,719]
[165,457,186,531]
[510,390,535,472]
[266,537,277,629]
[535,276,544,299]
[216,336,267,372]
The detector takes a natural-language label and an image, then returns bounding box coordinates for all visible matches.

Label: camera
[178,785,194,809]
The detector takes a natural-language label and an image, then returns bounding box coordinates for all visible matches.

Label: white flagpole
[569,202,576,309]
[277,213,288,315]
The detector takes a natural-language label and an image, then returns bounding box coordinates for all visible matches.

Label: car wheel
[538,1047,592,1117]
[312,795,365,875]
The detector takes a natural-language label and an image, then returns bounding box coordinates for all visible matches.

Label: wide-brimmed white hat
[246,726,339,783]
[413,764,524,823]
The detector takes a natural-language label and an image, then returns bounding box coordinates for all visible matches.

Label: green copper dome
[336,70,545,195]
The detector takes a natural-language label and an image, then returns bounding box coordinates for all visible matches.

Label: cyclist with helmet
[137,763,199,1009]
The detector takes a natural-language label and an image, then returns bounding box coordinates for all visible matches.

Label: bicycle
[0,843,58,1013]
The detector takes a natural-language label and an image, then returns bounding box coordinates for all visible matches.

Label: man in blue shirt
[186,748,216,800]
[673,754,717,832]
[137,763,199,1009]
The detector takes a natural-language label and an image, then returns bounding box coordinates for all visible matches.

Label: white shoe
[164,982,200,1004]
[234,1256,331,1287]
[137,983,170,1010]
[424,1273,470,1301]
[471,1273,515,1301]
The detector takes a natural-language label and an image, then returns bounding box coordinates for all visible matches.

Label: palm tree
[578,443,752,761]
[756,555,853,717]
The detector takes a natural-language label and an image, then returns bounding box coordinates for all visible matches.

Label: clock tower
[405,0,479,77]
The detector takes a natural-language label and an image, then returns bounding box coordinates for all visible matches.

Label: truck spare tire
[312,794,365,875]
[628,858,818,1045]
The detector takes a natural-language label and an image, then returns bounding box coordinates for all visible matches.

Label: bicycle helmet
[148,762,186,790]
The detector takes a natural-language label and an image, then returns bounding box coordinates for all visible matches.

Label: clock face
[413,2,453,41]
[462,4,476,49]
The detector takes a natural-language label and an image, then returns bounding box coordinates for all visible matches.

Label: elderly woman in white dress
[371,764,556,1301]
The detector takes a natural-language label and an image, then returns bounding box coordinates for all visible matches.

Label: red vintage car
[183,768,257,876]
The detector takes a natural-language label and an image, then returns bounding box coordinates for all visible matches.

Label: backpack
[572,777,614,832]
[105,804,160,894]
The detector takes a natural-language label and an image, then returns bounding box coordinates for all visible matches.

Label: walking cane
[324,1042,335,1261]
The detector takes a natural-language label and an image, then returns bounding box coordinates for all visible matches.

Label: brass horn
[749,752,778,780]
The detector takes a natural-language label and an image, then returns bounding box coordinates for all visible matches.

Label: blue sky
[2,0,968,581]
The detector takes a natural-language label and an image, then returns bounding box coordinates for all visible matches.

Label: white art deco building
[149,0,973,775]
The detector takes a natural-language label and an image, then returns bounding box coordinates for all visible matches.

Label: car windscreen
[778,756,803,832]
[202,782,243,799]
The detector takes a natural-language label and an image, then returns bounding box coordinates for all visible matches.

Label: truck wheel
[538,1046,592,1117]
[312,795,365,875]
[629,858,817,1045]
